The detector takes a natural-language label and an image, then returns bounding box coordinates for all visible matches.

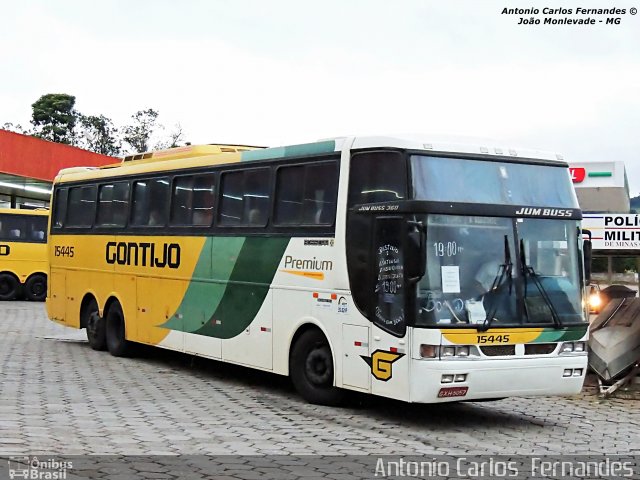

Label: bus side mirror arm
[582,229,592,284]
[407,220,427,284]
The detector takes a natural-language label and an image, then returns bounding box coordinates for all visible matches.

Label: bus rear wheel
[105,302,133,357]
[290,329,344,406]
[0,274,19,301]
[25,274,47,302]
[84,299,106,351]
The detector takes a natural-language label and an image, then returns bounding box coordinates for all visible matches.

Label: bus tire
[84,298,106,351]
[105,302,133,357]
[0,273,19,301]
[25,274,47,302]
[290,329,344,406]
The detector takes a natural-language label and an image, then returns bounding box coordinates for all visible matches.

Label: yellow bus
[47,138,590,405]
[0,208,48,301]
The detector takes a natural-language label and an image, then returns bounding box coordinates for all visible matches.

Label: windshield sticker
[361,349,404,381]
[441,266,461,293]
[514,207,574,217]
[303,239,333,247]
[375,243,405,327]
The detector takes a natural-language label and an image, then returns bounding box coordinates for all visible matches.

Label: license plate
[438,386,469,398]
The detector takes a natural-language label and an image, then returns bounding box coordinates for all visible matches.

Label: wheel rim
[31,280,45,297]
[305,345,332,386]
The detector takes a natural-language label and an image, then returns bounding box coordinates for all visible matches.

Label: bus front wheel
[105,302,133,357]
[290,329,344,406]
[25,274,47,302]
[84,299,106,351]
[0,274,19,301]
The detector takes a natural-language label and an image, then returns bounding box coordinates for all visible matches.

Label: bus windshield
[415,214,585,327]
[411,155,579,208]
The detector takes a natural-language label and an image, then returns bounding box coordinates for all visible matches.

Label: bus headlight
[442,346,456,357]
[588,293,602,310]
[560,342,587,354]
[457,346,470,357]
[441,374,454,383]
[420,344,438,358]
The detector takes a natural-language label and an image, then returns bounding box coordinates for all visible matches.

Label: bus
[0,208,48,301]
[46,137,590,404]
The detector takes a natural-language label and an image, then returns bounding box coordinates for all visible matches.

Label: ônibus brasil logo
[7,456,72,480]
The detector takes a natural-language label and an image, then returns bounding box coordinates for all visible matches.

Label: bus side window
[219,171,244,226]
[27,217,48,242]
[302,162,338,225]
[348,151,407,207]
[97,181,129,228]
[67,186,97,228]
[53,188,68,228]
[171,174,216,227]
[274,161,338,226]
[192,174,215,226]
[170,176,195,226]
[219,169,270,227]
[244,169,270,227]
[274,166,304,225]
[131,178,169,227]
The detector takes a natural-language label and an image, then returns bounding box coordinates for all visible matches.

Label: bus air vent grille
[480,345,515,356]
[524,343,557,355]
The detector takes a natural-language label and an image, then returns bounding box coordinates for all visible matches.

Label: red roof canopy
[0,129,117,182]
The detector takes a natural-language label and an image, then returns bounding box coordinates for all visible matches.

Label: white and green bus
[47,137,590,404]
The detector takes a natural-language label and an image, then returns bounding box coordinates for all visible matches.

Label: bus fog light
[561,343,574,353]
[442,347,455,357]
[420,344,437,358]
[454,374,467,382]
[456,346,470,357]
[563,369,572,377]
[573,369,583,377]
[441,374,454,383]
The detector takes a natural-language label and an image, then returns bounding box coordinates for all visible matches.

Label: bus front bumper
[409,356,588,403]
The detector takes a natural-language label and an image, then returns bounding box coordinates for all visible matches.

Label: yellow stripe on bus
[280,269,325,280]
[441,328,544,345]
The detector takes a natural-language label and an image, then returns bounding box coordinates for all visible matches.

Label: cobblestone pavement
[1,302,639,477]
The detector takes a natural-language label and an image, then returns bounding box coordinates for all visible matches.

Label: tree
[154,123,186,150]
[2,122,28,134]
[30,94,77,144]
[76,114,121,156]
[122,109,160,154]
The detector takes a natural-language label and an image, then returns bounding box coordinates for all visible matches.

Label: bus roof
[0,207,49,216]
[122,144,265,163]
[54,135,567,184]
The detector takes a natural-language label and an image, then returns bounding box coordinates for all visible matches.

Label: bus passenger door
[369,216,412,402]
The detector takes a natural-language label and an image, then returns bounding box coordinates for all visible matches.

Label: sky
[1,0,639,193]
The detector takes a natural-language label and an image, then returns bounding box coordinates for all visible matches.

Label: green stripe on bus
[193,236,290,339]
[162,237,246,332]
[241,140,336,162]
[534,325,588,343]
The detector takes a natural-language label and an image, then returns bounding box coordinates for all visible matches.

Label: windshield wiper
[478,235,513,332]
[520,239,562,327]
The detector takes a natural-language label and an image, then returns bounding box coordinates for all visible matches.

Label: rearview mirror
[406,220,426,283]
[582,229,592,284]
